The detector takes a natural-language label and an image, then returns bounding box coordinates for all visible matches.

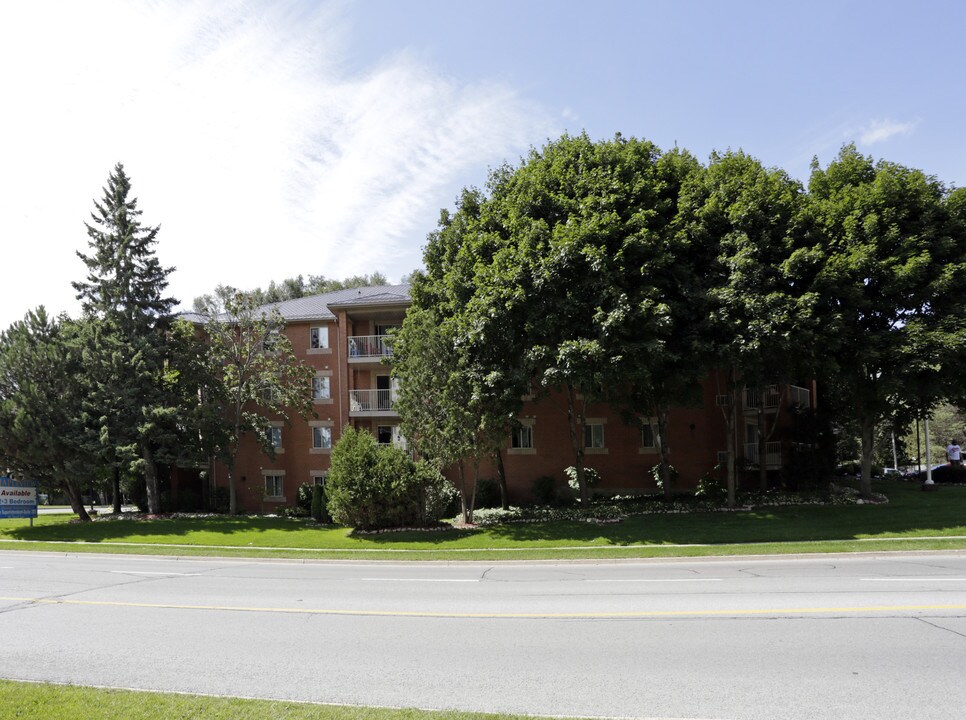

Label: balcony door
[376,375,391,410]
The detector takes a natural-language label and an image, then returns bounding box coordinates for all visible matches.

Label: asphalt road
[2,551,966,720]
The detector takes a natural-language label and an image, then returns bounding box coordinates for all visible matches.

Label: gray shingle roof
[273,284,410,320]
[177,285,410,324]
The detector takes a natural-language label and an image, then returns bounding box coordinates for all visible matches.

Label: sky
[1,0,963,329]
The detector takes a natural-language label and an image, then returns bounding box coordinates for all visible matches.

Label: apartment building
[194,284,814,512]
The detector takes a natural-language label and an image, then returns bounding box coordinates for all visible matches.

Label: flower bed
[467,484,886,527]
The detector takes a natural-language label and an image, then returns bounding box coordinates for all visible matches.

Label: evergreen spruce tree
[73,163,177,514]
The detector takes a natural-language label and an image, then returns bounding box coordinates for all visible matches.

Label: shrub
[296,483,315,516]
[175,489,203,512]
[474,477,502,509]
[694,473,727,504]
[310,482,329,522]
[325,427,454,529]
[418,461,459,522]
[651,462,679,490]
[565,466,600,492]
[210,486,230,514]
[532,475,558,505]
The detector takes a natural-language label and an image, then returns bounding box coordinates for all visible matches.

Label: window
[264,474,283,498]
[312,472,327,486]
[641,420,661,449]
[377,425,393,445]
[310,326,329,350]
[312,376,330,400]
[312,426,332,449]
[584,423,605,449]
[261,385,281,403]
[509,419,536,454]
[746,423,759,444]
[268,426,282,449]
[511,425,533,449]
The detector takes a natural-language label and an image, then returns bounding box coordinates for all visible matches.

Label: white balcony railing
[744,385,782,410]
[347,335,392,359]
[349,389,397,414]
[744,441,783,467]
[744,384,811,411]
[788,384,811,407]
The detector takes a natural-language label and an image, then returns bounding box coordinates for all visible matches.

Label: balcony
[788,384,811,407]
[744,441,783,468]
[348,389,398,417]
[348,335,392,364]
[743,385,782,411]
[744,384,811,413]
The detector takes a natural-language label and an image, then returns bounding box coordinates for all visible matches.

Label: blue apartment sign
[0,476,38,519]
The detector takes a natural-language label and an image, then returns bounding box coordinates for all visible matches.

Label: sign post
[0,476,39,526]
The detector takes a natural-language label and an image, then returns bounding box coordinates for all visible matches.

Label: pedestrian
[946,439,962,466]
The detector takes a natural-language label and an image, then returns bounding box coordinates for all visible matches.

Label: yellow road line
[2,596,966,619]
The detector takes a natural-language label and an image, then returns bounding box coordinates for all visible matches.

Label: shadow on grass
[356,480,966,547]
[3,481,965,549]
[2,515,335,544]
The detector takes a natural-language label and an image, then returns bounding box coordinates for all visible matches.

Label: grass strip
[0,679,580,720]
[2,481,965,561]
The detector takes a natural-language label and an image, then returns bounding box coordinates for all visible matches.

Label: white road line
[862,577,966,582]
[109,571,201,576]
[340,578,724,583]
[583,578,723,583]
[356,578,478,582]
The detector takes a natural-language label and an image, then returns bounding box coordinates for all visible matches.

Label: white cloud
[0,0,554,327]
[858,118,919,146]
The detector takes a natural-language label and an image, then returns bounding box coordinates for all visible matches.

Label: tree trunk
[565,385,589,507]
[469,461,480,524]
[723,372,738,508]
[457,461,470,524]
[64,478,91,522]
[493,448,509,510]
[655,406,672,501]
[725,400,736,507]
[228,467,237,516]
[112,466,122,514]
[757,385,768,492]
[143,443,161,515]
[860,417,875,499]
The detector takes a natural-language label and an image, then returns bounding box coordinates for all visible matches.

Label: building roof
[179,284,411,324]
[274,284,410,320]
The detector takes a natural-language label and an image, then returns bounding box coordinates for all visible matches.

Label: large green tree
[397,134,712,507]
[197,290,314,515]
[72,163,177,514]
[477,133,709,504]
[0,309,95,520]
[808,145,963,497]
[684,150,818,502]
[597,147,711,501]
[393,188,529,513]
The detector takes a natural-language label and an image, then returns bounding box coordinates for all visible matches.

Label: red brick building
[197,285,814,512]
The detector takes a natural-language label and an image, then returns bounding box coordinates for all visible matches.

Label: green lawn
[0,680,579,720]
[2,480,965,561]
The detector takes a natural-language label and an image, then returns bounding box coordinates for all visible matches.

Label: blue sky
[1,0,963,328]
